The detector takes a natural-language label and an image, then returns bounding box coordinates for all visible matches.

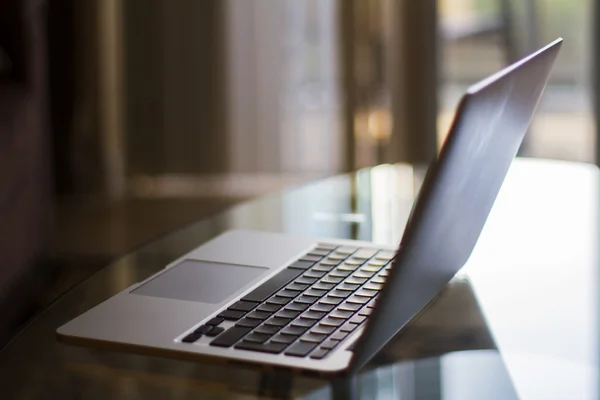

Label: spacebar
[241,268,303,303]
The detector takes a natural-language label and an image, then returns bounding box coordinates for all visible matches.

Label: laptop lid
[349,38,563,372]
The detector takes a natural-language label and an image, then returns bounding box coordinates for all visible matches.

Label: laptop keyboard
[179,244,396,359]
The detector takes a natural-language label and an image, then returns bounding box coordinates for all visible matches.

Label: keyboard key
[234,341,288,354]
[304,288,328,298]
[347,296,370,305]
[327,254,347,261]
[218,310,246,321]
[317,243,337,250]
[235,318,262,328]
[277,289,301,298]
[336,247,357,255]
[330,270,351,278]
[285,302,310,312]
[353,271,374,279]
[311,303,335,313]
[331,331,349,341]
[350,315,366,324]
[337,264,359,272]
[302,310,327,320]
[321,276,343,284]
[181,332,202,343]
[299,255,322,263]
[320,318,344,327]
[337,283,360,292]
[242,268,303,303]
[303,270,326,279]
[312,264,335,273]
[321,339,340,350]
[296,295,318,305]
[244,332,271,344]
[371,276,386,284]
[275,309,301,319]
[320,296,343,306]
[311,325,336,335]
[265,317,292,327]
[312,282,335,291]
[355,289,378,298]
[340,322,359,332]
[379,270,389,277]
[352,248,378,260]
[267,296,292,306]
[286,283,309,291]
[228,300,259,312]
[295,276,318,285]
[375,250,396,260]
[210,326,252,347]
[363,282,383,291]
[247,310,272,320]
[358,307,372,316]
[310,348,331,359]
[255,325,281,335]
[194,326,213,335]
[319,259,343,267]
[366,299,377,308]
[257,303,281,313]
[360,265,382,273]
[345,277,367,285]
[285,341,318,357]
[308,249,331,257]
[367,260,387,267]
[205,326,224,337]
[328,290,351,299]
[289,260,315,270]
[291,318,317,328]
[281,326,307,336]
[338,302,362,312]
[329,309,353,319]
[206,317,224,326]
[271,334,298,344]
[300,333,328,343]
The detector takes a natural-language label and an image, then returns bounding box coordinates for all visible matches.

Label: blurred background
[0,0,594,342]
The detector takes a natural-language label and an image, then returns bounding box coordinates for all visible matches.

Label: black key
[244,332,271,344]
[218,310,246,321]
[257,303,281,313]
[329,309,353,319]
[311,303,335,313]
[182,332,202,343]
[371,276,386,284]
[289,260,315,270]
[321,276,343,284]
[352,248,378,260]
[255,325,281,335]
[358,307,372,316]
[304,288,328,298]
[353,271,374,279]
[311,325,336,335]
[228,300,259,312]
[355,289,378,298]
[337,283,360,292]
[300,333,328,343]
[321,339,340,350]
[337,264,359,272]
[205,326,225,337]
[310,348,331,359]
[320,296,343,306]
[340,322,359,332]
[210,326,252,347]
[267,296,292,306]
[312,282,335,291]
[331,331,349,341]
[287,282,309,291]
[330,270,351,278]
[338,302,362,312]
[345,277,367,285]
[285,302,310,312]
[320,318,344,327]
[328,289,351,299]
[206,317,224,326]
[296,295,318,305]
[366,299,377,308]
[275,309,300,319]
[347,296,370,305]
[350,315,366,324]
[360,265,382,273]
[312,264,335,273]
[234,341,288,354]
[242,268,303,303]
[247,310,273,320]
[303,270,326,279]
[308,249,331,257]
[302,310,327,320]
[194,325,214,334]
[271,334,298,344]
[291,318,317,328]
[299,255,322,263]
[281,326,307,336]
[295,276,318,285]
[364,282,383,291]
[265,317,292,327]
[285,341,318,357]
[277,289,301,298]
[336,246,357,255]
[235,318,262,328]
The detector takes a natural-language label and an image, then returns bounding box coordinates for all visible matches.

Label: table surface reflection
[0,158,597,399]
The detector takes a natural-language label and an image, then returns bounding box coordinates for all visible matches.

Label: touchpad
[132,260,267,304]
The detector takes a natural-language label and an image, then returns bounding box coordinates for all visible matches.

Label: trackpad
[132,260,267,304]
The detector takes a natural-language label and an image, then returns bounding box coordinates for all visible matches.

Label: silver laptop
[57,39,562,377]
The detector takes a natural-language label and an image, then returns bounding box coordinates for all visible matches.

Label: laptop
[57,38,562,376]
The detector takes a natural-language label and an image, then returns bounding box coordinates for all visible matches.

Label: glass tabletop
[0,158,596,399]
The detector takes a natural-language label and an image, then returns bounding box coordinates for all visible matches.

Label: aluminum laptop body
[57,39,562,376]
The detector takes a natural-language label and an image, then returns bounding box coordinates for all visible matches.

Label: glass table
[0,158,597,399]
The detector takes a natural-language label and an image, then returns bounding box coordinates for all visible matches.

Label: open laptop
[57,38,562,377]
